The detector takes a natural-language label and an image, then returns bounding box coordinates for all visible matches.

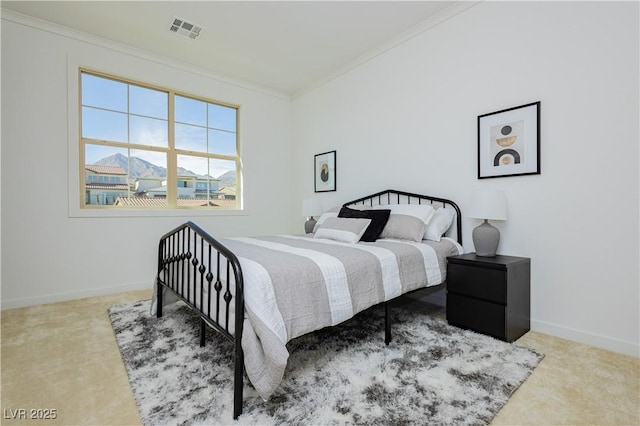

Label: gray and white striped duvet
[219,235,463,400]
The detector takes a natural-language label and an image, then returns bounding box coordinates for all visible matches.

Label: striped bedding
[220,235,462,400]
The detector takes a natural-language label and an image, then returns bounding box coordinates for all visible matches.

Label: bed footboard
[155,221,245,419]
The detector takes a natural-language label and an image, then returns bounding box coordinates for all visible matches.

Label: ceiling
[2,1,467,97]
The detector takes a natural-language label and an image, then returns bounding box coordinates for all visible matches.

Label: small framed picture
[314,150,336,192]
[478,101,540,179]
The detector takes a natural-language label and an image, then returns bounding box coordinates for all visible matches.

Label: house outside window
[84,164,129,205]
[79,69,240,209]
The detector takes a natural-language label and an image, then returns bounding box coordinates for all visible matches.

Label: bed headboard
[343,189,462,244]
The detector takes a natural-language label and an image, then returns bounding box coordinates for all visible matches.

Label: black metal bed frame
[155,189,461,419]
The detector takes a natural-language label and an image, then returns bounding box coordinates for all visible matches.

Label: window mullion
[126,85,132,200]
[166,91,177,207]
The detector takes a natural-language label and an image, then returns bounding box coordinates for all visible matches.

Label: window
[79,69,240,210]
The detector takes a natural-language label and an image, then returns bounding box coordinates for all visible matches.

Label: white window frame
[67,57,245,218]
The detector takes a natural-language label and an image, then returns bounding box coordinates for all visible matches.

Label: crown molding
[291,1,482,100]
[0,8,291,101]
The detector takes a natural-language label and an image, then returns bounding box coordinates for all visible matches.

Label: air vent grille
[169,17,202,40]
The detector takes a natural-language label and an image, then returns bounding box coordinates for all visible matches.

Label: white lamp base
[472,220,500,257]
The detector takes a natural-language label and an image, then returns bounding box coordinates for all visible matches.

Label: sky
[81,72,237,178]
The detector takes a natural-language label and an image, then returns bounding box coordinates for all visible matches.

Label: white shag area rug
[109,300,543,425]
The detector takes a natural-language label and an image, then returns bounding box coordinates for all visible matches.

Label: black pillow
[338,206,391,242]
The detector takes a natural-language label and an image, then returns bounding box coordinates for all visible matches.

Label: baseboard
[408,290,638,357]
[531,318,639,358]
[1,281,151,310]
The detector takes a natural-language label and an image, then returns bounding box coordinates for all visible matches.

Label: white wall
[292,2,639,356]
[1,17,296,308]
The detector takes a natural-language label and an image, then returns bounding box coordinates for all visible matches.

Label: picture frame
[314,150,336,192]
[478,101,540,179]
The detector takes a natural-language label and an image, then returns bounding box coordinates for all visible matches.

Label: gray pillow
[373,204,435,242]
[379,215,427,242]
[314,217,372,244]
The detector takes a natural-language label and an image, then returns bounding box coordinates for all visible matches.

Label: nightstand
[446,253,530,342]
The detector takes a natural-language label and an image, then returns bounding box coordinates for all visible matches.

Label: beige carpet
[1,289,638,425]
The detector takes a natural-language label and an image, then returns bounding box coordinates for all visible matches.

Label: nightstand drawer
[447,293,506,340]
[447,263,506,304]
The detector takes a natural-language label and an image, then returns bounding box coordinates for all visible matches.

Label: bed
[152,189,462,419]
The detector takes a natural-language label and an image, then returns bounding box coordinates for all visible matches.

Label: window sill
[68,206,248,218]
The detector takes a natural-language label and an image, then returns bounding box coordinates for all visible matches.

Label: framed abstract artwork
[314,150,336,192]
[478,102,540,179]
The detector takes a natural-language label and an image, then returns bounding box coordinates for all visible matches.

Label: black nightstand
[446,253,530,342]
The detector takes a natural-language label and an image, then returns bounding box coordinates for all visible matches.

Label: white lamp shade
[302,198,322,217]
[467,189,507,221]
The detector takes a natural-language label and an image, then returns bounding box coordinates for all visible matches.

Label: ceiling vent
[169,17,202,40]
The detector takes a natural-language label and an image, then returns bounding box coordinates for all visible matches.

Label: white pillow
[314,217,372,244]
[424,207,456,242]
[372,204,435,242]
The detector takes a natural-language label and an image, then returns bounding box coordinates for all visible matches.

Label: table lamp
[468,189,507,257]
[302,198,322,234]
